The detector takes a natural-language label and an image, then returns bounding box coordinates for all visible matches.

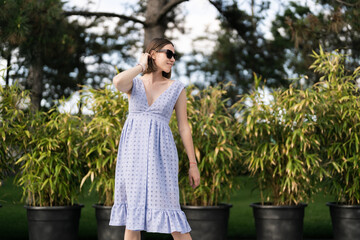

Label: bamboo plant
[15,109,85,206]
[233,74,324,205]
[0,80,30,185]
[80,84,128,206]
[310,47,360,205]
[170,83,243,206]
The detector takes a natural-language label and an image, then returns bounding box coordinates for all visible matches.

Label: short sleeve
[129,77,138,96]
[174,81,185,103]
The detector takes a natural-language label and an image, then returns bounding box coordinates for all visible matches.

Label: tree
[64,0,189,48]
[1,0,189,110]
[185,0,360,104]
[1,0,64,110]
[66,0,290,107]
[4,0,314,110]
[0,0,84,111]
[184,0,289,104]
[271,0,360,87]
[1,0,136,110]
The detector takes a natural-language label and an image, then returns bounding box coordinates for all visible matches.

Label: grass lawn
[0,176,333,240]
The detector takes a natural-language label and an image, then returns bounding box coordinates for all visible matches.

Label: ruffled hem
[109,203,191,234]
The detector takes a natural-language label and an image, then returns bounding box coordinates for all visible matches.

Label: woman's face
[152,44,176,74]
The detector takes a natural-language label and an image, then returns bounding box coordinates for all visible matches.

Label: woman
[109,38,200,240]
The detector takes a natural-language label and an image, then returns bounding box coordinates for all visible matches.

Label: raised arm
[113,53,149,93]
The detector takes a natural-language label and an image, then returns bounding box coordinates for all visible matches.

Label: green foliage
[233,46,360,206]
[234,73,323,205]
[0,0,83,108]
[171,83,242,206]
[0,0,132,108]
[272,1,360,87]
[0,74,30,183]
[15,109,85,206]
[80,84,128,206]
[310,47,360,205]
[187,0,289,104]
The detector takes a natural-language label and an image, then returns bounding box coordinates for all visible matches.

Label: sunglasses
[157,49,178,60]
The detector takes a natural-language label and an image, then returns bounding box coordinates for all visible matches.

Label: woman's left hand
[189,165,200,189]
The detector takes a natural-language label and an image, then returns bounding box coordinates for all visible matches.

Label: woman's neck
[143,71,166,83]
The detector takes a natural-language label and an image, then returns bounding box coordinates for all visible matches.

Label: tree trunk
[144,24,167,48]
[144,0,168,47]
[27,55,43,112]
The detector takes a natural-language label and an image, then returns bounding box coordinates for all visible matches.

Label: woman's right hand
[139,53,150,71]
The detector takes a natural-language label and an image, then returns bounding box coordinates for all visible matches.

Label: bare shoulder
[167,78,176,85]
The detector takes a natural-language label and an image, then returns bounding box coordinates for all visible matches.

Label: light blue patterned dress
[109,77,192,234]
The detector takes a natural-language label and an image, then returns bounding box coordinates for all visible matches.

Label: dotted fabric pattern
[109,77,191,234]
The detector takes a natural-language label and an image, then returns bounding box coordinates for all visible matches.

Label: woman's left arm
[175,89,200,189]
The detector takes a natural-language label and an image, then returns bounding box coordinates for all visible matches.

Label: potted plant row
[171,83,242,240]
[6,47,359,240]
[232,47,360,240]
[15,107,85,240]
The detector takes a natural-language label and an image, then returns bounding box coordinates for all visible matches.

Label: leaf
[195,147,201,162]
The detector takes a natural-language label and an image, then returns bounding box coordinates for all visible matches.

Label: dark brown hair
[144,38,174,79]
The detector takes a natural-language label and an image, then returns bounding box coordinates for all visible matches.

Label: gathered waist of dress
[127,112,169,124]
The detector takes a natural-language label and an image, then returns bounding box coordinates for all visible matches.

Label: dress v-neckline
[139,78,176,108]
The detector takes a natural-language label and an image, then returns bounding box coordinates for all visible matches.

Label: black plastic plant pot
[24,204,84,240]
[327,202,360,240]
[93,204,145,240]
[250,202,307,240]
[181,203,232,240]
[93,204,125,240]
